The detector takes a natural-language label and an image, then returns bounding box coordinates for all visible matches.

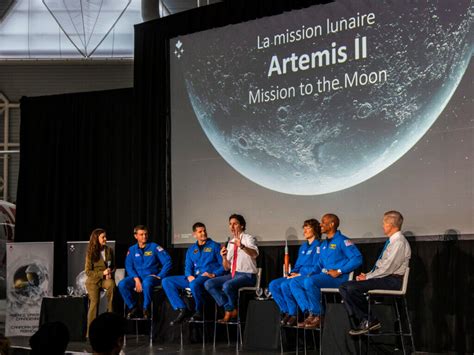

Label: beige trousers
[86,278,116,336]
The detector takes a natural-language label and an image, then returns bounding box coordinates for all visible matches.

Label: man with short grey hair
[383,210,403,229]
[339,210,411,335]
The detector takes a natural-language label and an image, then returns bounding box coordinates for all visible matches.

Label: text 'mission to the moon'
[249,12,388,105]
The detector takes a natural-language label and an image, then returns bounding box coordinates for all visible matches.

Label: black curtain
[16,88,135,294]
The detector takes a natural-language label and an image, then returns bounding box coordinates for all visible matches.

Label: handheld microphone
[106,261,112,279]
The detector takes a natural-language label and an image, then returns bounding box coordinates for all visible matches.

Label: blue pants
[118,275,161,310]
[204,272,256,311]
[269,277,299,316]
[339,276,402,322]
[291,273,348,315]
[289,276,311,313]
[162,275,210,312]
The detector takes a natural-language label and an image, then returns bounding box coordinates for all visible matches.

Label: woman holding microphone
[85,228,116,336]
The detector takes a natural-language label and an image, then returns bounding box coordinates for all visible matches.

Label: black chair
[279,310,310,355]
[122,278,161,347]
[365,267,415,354]
[178,287,214,350]
[318,271,355,354]
[213,267,262,351]
[282,273,355,354]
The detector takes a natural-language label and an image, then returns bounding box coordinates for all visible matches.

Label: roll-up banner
[5,242,54,336]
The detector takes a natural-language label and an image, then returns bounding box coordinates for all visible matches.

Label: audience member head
[383,210,403,236]
[89,312,127,355]
[29,321,69,355]
[0,333,10,355]
[302,218,321,240]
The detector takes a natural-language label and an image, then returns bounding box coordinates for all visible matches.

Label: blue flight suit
[291,231,362,315]
[162,238,225,312]
[269,239,321,316]
[118,242,172,310]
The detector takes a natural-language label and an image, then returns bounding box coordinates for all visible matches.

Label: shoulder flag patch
[344,239,353,247]
[157,246,164,252]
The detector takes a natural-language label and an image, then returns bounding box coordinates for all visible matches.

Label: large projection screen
[170,0,473,244]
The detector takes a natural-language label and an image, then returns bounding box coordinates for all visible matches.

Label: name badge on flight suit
[144,251,153,256]
[306,250,312,255]
[329,244,337,250]
[204,247,212,252]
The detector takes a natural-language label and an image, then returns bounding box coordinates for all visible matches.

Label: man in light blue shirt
[340,211,411,335]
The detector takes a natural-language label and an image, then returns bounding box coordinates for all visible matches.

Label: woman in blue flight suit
[269,218,321,326]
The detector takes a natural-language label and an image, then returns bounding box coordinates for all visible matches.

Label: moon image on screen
[178,0,472,195]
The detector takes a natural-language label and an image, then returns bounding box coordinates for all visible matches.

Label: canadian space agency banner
[5,242,54,336]
[0,200,16,299]
[170,0,473,243]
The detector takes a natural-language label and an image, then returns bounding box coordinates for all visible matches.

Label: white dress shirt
[366,231,411,280]
[226,232,259,274]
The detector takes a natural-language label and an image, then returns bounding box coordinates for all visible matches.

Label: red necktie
[231,243,238,278]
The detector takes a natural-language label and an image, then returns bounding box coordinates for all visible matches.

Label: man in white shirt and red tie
[339,210,411,335]
[204,214,259,323]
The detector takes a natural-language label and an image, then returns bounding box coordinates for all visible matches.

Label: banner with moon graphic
[5,242,54,336]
